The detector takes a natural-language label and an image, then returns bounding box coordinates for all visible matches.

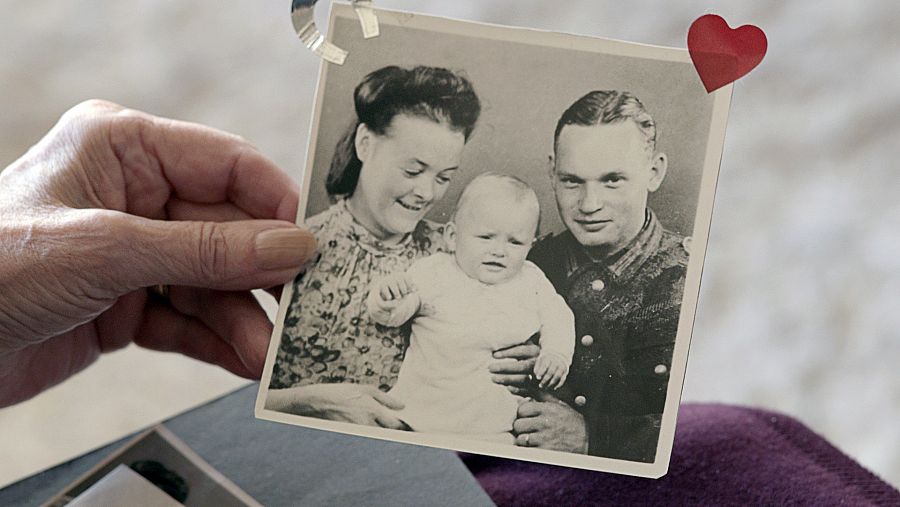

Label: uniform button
[580,334,594,346]
[574,395,587,407]
[654,364,668,375]
[591,279,606,291]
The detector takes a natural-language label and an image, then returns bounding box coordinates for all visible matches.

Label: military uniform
[528,209,689,462]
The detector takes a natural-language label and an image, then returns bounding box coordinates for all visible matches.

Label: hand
[265,383,408,430]
[370,274,416,313]
[378,273,416,302]
[489,342,540,395]
[534,352,569,390]
[513,392,588,453]
[0,100,316,407]
[367,273,420,327]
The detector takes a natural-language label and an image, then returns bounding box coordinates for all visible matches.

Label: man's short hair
[554,90,657,153]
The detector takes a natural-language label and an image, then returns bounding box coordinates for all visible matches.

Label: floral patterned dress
[269,200,446,391]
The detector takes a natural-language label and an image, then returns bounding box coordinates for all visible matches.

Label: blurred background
[1,0,898,489]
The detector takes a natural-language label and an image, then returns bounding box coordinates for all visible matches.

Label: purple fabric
[462,403,900,506]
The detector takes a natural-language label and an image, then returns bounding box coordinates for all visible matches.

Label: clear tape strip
[291,0,380,65]
[353,1,380,39]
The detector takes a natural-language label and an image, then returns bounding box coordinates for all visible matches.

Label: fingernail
[255,227,317,271]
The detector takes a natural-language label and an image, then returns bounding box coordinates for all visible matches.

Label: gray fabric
[0,385,494,507]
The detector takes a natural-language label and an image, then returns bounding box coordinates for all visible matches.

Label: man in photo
[517,90,691,463]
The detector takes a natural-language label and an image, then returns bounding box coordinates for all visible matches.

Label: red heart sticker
[688,14,767,93]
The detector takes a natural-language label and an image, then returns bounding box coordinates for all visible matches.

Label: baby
[366,173,575,444]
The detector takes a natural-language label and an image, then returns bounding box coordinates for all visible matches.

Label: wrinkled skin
[0,100,315,407]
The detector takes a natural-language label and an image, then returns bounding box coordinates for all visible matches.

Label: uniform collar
[606,209,663,280]
[565,208,663,282]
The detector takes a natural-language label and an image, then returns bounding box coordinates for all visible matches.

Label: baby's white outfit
[367,252,575,444]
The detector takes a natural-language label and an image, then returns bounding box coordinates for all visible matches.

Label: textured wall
[1,0,898,487]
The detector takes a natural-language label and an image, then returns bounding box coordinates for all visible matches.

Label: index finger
[492,343,540,360]
[109,106,300,221]
[488,358,534,375]
[516,401,544,418]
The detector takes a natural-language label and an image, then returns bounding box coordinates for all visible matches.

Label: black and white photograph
[43,426,261,507]
[256,3,731,477]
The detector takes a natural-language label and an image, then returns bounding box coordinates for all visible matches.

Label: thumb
[116,214,316,291]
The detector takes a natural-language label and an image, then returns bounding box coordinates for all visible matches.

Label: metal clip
[291,0,380,65]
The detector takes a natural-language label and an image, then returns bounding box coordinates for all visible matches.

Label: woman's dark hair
[326,65,481,198]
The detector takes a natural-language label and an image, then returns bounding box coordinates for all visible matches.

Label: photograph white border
[41,425,261,507]
[256,2,732,479]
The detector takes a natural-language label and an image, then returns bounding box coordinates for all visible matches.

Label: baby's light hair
[452,172,541,235]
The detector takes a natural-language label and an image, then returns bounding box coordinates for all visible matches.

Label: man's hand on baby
[534,353,569,390]
[490,342,541,395]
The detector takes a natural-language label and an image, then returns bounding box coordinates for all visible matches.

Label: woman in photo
[266,65,484,428]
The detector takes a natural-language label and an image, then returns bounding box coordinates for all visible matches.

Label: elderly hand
[265,384,408,430]
[0,100,316,407]
[513,392,588,453]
